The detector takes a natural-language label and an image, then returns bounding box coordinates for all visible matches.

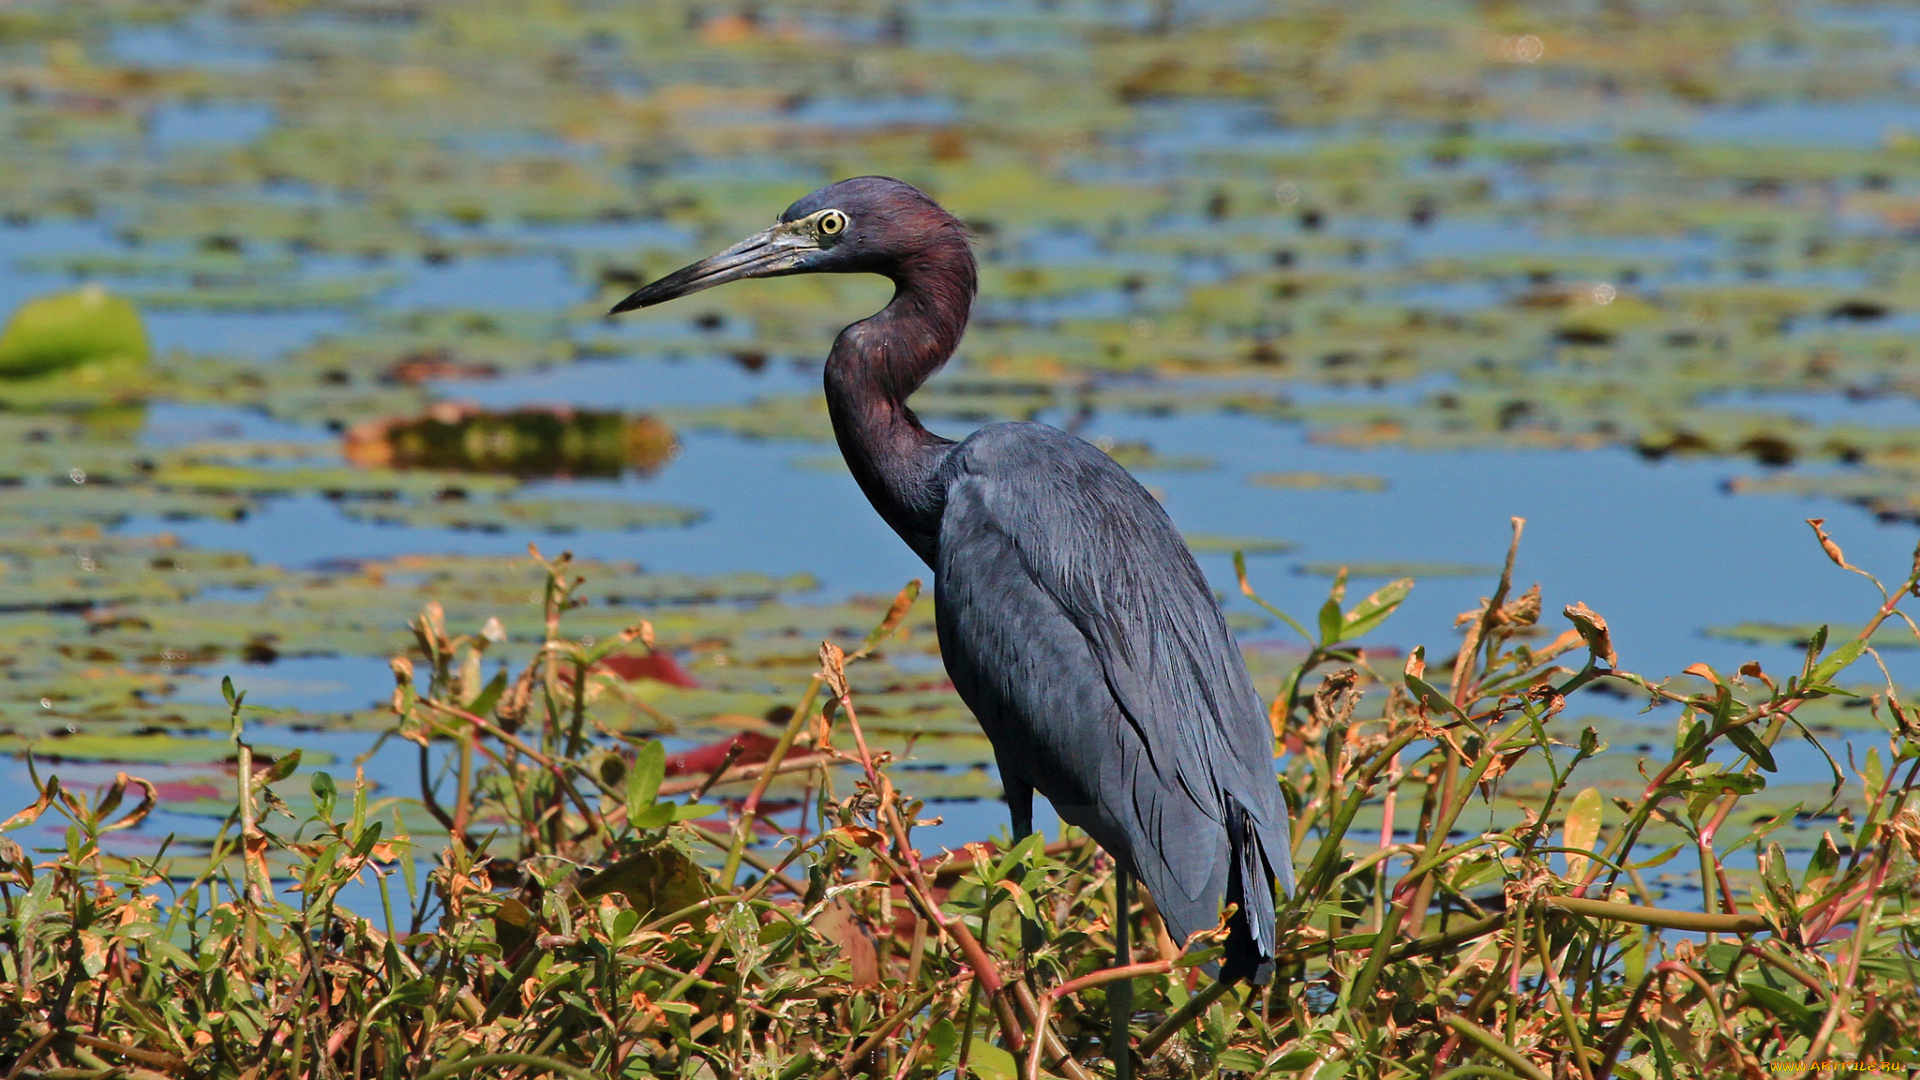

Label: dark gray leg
[1003,778,1044,955]
[1112,865,1134,1080]
[1006,778,1033,843]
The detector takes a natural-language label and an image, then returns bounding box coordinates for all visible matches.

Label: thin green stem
[1443,1015,1549,1080]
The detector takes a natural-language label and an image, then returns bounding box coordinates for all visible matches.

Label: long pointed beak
[609,223,816,314]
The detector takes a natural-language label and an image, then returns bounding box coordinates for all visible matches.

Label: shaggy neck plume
[824,229,976,566]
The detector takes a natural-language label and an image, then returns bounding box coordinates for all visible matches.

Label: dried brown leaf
[1497,583,1541,627]
[819,641,850,700]
[1806,518,1858,572]
[1563,602,1617,668]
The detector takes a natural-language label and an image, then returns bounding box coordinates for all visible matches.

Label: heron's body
[937,422,1294,981]
[615,176,1294,984]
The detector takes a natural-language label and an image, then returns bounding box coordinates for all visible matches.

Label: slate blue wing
[934,422,1294,978]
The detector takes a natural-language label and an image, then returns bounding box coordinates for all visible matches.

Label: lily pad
[340,496,704,533]
[1249,471,1389,492]
[1702,623,1918,650]
[1296,562,1499,579]
[0,287,148,380]
[343,406,678,478]
[3,732,325,766]
[1182,533,1296,555]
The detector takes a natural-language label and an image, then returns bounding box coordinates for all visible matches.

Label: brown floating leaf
[344,404,677,478]
[385,348,499,386]
[1563,602,1617,668]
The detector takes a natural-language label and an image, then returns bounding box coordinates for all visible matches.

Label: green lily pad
[0,287,148,380]
[1296,562,1499,579]
[1703,623,1918,650]
[3,732,326,766]
[1182,533,1296,555]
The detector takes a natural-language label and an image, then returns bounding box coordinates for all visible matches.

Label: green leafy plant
[4,525,1919,1079]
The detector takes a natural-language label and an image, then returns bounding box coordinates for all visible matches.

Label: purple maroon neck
[822,231,977,565]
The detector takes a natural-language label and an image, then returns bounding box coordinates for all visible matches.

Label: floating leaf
[1247,471,1388,492]
[1183,533,1295,555]
[340,497,703,534]
[1296,561,1494,579]
[344,406,678,478]
[0,287,148,380]
[1095,440,1215,471]
[1703,622,1910,650]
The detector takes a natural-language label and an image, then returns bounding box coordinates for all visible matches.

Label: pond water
[4,0,1919,909]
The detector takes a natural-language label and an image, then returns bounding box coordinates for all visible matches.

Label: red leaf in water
[664,731,778,777]
[151,780,225,803]
[596,652,699,688]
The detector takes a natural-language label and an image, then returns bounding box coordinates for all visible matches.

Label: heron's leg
[1006,778,1033,846]
[1002,778,1044,955]
[1111,864,1135,1080]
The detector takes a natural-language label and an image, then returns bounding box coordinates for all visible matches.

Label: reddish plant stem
[828,673,1023,1049]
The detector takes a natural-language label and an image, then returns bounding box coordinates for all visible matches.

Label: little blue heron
[612,176,1295,1055]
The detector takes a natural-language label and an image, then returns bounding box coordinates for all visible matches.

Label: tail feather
[1217,793,1279,984]
[1086,750,1294,985]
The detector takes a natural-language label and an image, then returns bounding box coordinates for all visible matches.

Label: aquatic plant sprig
[5,528,1920,1077]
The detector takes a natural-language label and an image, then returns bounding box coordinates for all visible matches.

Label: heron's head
[609,176,968,313]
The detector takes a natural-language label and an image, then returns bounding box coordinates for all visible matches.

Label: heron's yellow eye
[817,209,847,236]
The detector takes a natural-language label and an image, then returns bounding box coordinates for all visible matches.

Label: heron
[612,176,1295,1064]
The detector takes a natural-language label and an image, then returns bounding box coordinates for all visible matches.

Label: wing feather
[939,424,1295,911]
